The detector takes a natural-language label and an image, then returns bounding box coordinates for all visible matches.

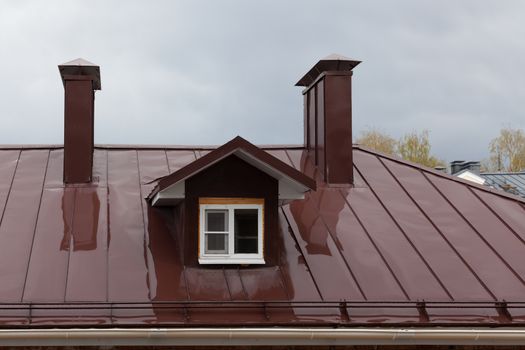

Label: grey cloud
[0,0,524,163]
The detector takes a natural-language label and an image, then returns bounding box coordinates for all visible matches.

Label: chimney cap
[59,58,101,90]
[296,53,361,87]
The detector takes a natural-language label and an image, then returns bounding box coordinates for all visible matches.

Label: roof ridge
[353,144,525,205]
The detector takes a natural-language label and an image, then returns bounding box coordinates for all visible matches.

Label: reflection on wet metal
[67,188,100,251]
[0,147,525,326]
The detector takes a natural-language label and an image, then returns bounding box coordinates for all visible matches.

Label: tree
[487,127,525,172]
[397,130,445,168]
[355,129,397,156]
[356,128,444,168]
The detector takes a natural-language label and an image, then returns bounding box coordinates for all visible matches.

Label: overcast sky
[0,1,524,162]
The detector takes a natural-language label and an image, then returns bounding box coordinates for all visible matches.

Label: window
[199,198,264,264]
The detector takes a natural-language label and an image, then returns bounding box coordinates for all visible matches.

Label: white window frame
[199,201,264,265]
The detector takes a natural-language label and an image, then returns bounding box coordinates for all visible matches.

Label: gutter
[1,328,525,346]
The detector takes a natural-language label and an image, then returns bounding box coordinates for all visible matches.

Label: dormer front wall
[183,155,279,266]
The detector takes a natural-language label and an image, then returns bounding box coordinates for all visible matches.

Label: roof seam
[135,150,152,301]
[339,187,410,301]
[63,187,77,302]
[354,145,525,204]
[237,267,249,301]
[104,150,110,304]
[280,206,323,301]
[164,150,171,174]
[0,150,21,230]
[421,172,525,287]
[316,196,368,300]
[379,158,497,301]
[284,150,298,170]
[21,150,51,303]
[354,163,454,300]
[221,268,233,301]
[468,187,525,246]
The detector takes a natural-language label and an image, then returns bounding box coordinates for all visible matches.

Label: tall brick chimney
[58,58,101,183]
[296,54,360,185]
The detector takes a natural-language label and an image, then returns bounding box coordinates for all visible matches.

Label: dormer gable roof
[147,136,316,206]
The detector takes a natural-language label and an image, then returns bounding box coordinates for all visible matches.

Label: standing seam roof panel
[284,203,365,301]
[107,151,150,301]
[316,186,408,300]
[426,173,525,284]
[0,150,49,302]
[344,167,450,300]
[472,188,525,243]
[379,157,495,300]
[357,152,492,300]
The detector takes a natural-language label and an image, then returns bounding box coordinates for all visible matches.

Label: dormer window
[147,136,316,266]
[199,198,264,264]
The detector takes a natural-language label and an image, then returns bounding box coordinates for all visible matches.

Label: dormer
[148,136,315,265]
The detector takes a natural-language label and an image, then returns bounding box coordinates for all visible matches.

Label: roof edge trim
[1,327,525,346]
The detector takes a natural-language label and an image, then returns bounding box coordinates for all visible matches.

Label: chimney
[58,58,101,183]
[449,160,465,175]
[296,54,360,184]
[450,160,481,175]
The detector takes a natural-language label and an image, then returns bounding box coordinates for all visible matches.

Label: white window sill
[198,257,265,265]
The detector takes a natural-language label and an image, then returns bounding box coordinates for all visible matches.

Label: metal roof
[481,172,525,198]
[0,145,524,327]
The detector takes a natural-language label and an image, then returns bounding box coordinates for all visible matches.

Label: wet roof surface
[0,145,524,327]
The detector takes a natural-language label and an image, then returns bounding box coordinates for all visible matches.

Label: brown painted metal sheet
[1,146,525,326]
[0,151,20,217]
[382,158,495,300]
[107,151,150,301]
[341,169,450,301]
[425,173,525,299]
[22,187,74,302]
[316,187,408,300]
[166,150,197,173]
[355,152,492,301]
[427,174,525,278]
[66,187,108,301]
[472,188,525,242]
[380,154,524,300]
[276,209,321,301]
[285,200,365,301]
[0,150,49,301]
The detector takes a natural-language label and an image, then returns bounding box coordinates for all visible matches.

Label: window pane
[234,209,258,254]
[206,210,228,232]
[205,233,228,254]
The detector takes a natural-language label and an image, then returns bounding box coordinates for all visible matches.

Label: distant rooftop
[481,172,525,198]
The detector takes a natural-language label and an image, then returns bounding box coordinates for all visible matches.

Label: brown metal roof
[0,145,524,327]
